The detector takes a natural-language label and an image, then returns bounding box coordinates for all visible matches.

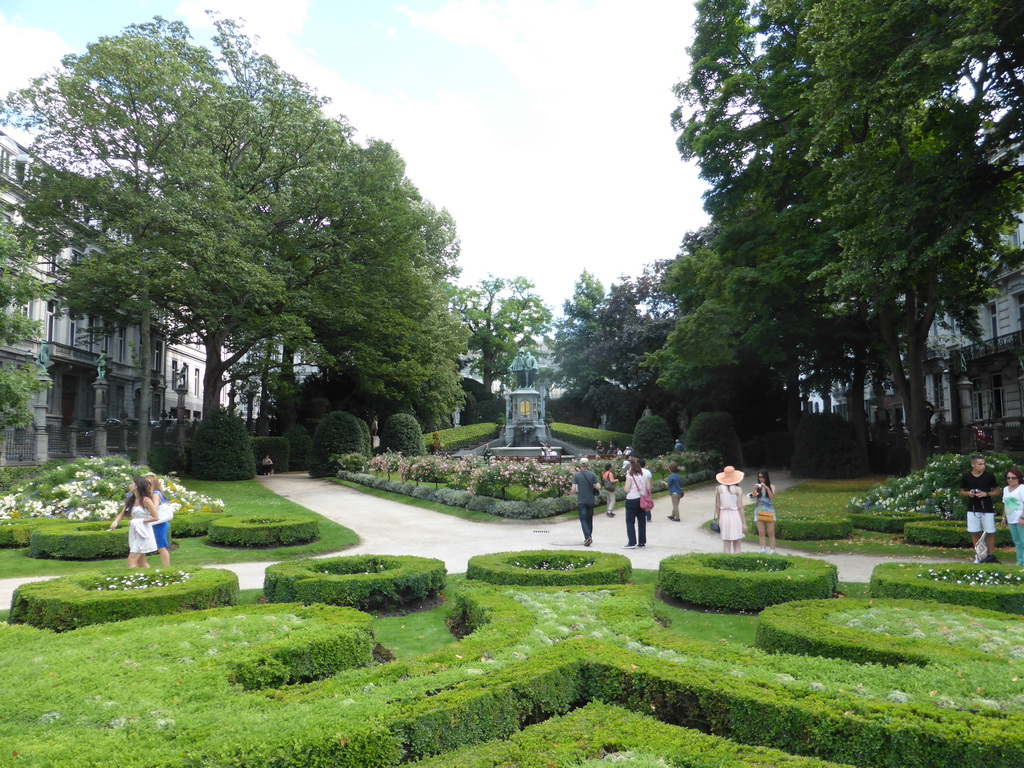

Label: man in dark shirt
[960,455,1000,561]
[571,457,601,547]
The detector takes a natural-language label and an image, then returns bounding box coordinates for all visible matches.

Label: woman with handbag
[622,457,649,548]
[748,470,777,554]
[601,463,617,517]
[715,466,747,553]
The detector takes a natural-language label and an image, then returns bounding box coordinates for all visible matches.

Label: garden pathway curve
[1,471,958,606]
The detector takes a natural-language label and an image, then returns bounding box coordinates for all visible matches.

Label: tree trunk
[848,358,869,469]
[785,364,802,432]
[202,338,227,417]
[278,346,297,434]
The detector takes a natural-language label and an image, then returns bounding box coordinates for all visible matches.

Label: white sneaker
[770,550,777,555]
[759,546,767,554]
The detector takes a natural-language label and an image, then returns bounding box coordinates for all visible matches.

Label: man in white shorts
[960,455,1000,562]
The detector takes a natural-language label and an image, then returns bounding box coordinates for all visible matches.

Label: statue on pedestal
[508,349,539,388]
[96,351,107,379]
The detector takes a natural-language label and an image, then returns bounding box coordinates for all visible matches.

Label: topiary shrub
[27,522,129,560]
[252,436,290,475]
[466,550,632,586]
[658,553,838,611]
[869,562,1024,613]
[684,411,743,466]
[283,425,313,471]
[264,555,447,611]
[309,412,368,477]
[903,518,1013,548]
[147,446,185,474]
[9,567,239,632]
[632,414,672,459]
[790,413,867,478]
[206,514,320,548]
[190,408,256,481]
[380,413,426,455]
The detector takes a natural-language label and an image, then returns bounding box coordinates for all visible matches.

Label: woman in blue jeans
[622,457,648,548]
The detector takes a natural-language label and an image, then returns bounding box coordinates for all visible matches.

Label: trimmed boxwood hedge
[206,514,320,547]
[0,517,66,548]
[903,518,1013,547]
[755,598,1021,668]
[466,550,632,586]
[9,566,240,632]
[27,522,129,560]
[772,516,853,541]
[869,561,1024,613]
[264,555,447,610]
[848,512,928,533]
[548,423,632,450]
[169,512,224,538]
[658,553,838,611]
[409,700,848,768]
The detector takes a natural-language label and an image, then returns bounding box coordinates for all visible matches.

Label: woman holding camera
[748,470,776,554]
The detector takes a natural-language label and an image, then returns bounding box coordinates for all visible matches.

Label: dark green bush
[169,512,224,538]
[869,562,1024,613]
[755,598,1017,667]
[790,413,867,478]
[0,460,63,494]
[903,518,1013,547]
[283,424,313,471]
[658,553,838,611]
[264,555,447,611]
[429,423,499,451]
[147,446,185,474]
[252,436,290,474]
[685,412,743,466]
[466,550,632,586]
[27,522,129,560]
[190,408,256,481]
[0,517,65,548]
[632,414,672,458]
[206,514,320,547]
[848,512,929,533]
[9,566,239,632]
[548,423,632,450]
[380,413,426,455]
[310,411,368,477]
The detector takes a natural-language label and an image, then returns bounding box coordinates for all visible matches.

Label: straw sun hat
[716,466,744,485]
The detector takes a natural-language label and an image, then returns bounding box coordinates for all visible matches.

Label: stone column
[0,428,6,467]
[93,378,109,457]
[33,380,49,465]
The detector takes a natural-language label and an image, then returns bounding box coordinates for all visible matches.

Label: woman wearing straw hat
[715,466,747,553]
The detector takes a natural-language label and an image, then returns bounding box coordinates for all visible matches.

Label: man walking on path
[961,455,1000,562]
[571,457,601,547]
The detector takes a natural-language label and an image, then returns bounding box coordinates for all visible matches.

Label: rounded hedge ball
[264,555,447,610]
[658,553,838,611]
[206,514,320,548]
[869,562,1024,614]
[466,550,632,586]
[9,566,239,632]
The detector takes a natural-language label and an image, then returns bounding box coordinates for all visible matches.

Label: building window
[194,368,200,396]
[989,304,998,341]
[973,379,985,421]
[932,372,945,410]
[152,337,163,372]
[46,302,56,343]
[68,316,78,347]
[116,326,126,362]
[993,373,1004,419]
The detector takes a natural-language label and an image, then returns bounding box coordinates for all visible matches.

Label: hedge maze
[4,553,1024,766]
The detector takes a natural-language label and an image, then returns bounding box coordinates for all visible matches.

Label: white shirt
[1004,484,1024,524]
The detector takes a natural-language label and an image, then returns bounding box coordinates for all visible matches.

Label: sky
[0,0,708,314]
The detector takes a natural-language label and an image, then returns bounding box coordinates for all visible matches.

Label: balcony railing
[959,330,1024,362]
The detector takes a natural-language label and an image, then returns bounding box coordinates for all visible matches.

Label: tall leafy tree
[451,276,552,392]
[551,270,605,395]
[804,0,1024,468]
[0,223,50,427]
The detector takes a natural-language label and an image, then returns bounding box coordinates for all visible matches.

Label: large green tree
[551,270,605,395]
[451,276,552,393]
[0,223,49,427]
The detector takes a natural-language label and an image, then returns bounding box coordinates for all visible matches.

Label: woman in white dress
[108,476,159,568]
[1002,467,1024,566]
[715,466,747,553]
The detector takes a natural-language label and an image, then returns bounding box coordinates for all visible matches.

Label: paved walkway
[1,471,956,607]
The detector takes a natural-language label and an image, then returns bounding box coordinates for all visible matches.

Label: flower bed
[206,514,320,547]
[466,550,632,586]
[849,452,1013,521]
[9,566,239,631]
[755,598,1024,667]
[264,555,447,610]
[869,562,1024,613]
[658,553,838,611]
[0,456,224,523]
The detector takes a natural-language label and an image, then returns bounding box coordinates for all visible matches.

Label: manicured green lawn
[0,479,359,580]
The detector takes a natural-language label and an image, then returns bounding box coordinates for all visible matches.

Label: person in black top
[960,455,1000,561]
[571,457,601,547]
